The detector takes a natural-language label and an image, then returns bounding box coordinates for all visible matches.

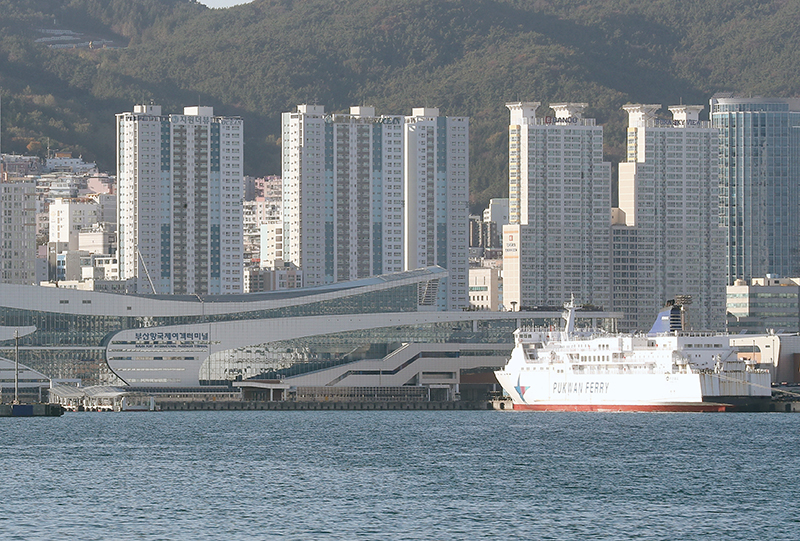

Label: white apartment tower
[404,108,469,310]
[282,105,405,286]
[0,179,36,285]
[282,105,469,309]
[614,104,725,330]
[503,102,611,310]
[117,104,244,295]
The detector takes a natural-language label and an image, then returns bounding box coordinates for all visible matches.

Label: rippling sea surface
[2,411,799,540]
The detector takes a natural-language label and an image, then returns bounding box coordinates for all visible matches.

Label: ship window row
[580,355,611,363]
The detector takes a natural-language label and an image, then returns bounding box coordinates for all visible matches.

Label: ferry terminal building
[0,267,620,401]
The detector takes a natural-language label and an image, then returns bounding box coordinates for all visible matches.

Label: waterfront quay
[773,401,800,412]
[59,397,800,412]
[773,384,800,412]
[157,400,495,412]
[0,403,64,417]
[47,384,800,413]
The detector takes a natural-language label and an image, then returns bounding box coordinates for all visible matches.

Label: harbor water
[1,411,798,540]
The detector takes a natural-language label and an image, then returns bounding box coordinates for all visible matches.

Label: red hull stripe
[512,403,728,412]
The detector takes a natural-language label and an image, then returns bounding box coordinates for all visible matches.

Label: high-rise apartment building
[282,105,405,287]
[282,105,469,309]
[0,179,36,285]
[710,95,800,284]
[615,104,725,331]
[503,102,611,310]
[404,108,469,310]
[117,104,243,295]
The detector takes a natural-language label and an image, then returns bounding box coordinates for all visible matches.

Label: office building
[468,266,501,311]
[710,95,800,284]
[503,102,611,310]
[116,104,244,295]
[615,104,725,330]
[727,276,800,334]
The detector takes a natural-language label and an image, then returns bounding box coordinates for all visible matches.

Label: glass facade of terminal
[0,284,421,348]
[0,281,423,385]
[1,270,615,388]
[201,318,524,383]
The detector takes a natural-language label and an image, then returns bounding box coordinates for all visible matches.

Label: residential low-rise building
[243,262,302,293]
[49,198,100,250]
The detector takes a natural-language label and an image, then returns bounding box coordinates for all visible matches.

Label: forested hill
[2,0,799,210]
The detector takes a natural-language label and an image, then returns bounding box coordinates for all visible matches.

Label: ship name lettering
[553,381,609,394]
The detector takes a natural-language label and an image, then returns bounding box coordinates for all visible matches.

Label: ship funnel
[648,297,691,335]
[673,295,692,330]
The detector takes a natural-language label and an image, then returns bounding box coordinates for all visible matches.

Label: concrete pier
[52,397,800,413]
[770,401,800,413]
[0,403,64,417]
[157,400,495,412]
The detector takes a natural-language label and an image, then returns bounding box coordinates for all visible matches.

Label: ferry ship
[494,299,772,412]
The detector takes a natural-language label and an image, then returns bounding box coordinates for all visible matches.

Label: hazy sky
[200,0,252,8]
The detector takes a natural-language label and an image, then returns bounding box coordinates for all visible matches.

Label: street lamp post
[14,329,19,404]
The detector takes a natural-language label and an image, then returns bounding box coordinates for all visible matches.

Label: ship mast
[562,294,576,336]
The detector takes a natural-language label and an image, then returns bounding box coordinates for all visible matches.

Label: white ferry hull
[509,403,729,412]
[495,361,772,412]
[494,300,773,412]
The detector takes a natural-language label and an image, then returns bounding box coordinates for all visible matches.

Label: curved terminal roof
[0,266,447,318]
[0,326,36,341]
[0,358,51,388]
